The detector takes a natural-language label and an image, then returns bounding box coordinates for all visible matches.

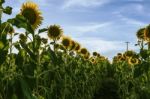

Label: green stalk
[148,42,150,50]
[9,33,13,67]
[0,3,2,25]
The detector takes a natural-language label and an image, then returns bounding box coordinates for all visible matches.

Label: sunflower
[84,52,90,60]
[117,55,122,60]
[20,1,43,30]
[93,52,97,56]
[99,56,106,61]
[19,33,27,42]
[90,57,96,64]
[41,38,48,44]
[144,25,150,41]
[97,53,100,57]
[124,50,136,58]
[80,48,88,55]
[136,28,145,40]
[128,57,139,65]
[70,40,76,51]
[1,22,14,34]
[74,42,81,52]
[119,56,126,62]
[117,53,122,56]
[61,36,71,49]
[47,25,63,40]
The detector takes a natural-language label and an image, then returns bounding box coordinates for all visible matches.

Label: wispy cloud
[62,0,110,9]
[64,22,112,37]
[121,17,146,26]
[113,11,146,26]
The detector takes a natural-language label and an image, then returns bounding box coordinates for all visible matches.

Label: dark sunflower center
[131,59,136,63]
[71,41,76,49]
[92,59,95,62]
[22,8,37,25]
[49,28,61,38]
[81,49,87,54]
[93,52,97,56]
[62,39,70,47]
[75,45,80,50]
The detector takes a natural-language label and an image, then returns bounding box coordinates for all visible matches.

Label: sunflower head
[119,56,126,62]
[99,56,106,61]
[75,42,81,52]
[1,22,14,34]
[124,50,136,58]
[117,53,122,56]
[84,52,90,60]
[70,40,76,51]
[97,53,100,57]
[47,25,63,40]
[90,57,96,64]
[93,52,98,56]
[41,38,48,44]
[20,1,43,30]
[144,25,150,41]
[117,55,122,60]
[19,33,27,42]
[128,57,139,66]
[80,48,88,55]
[136,28,145,40]
[61,36,71,49]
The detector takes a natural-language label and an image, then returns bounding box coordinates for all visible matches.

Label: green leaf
[38,28,48,34]
[14,42,21,50]
[7,15,34,34]
[14,33,19,36]
[19,78,34,99]
[48,47,58,65]
[20,41,36,61]
[0,0,5,4]
[3,6,12,15]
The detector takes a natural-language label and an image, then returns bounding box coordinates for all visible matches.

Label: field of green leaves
[0,0,150,99]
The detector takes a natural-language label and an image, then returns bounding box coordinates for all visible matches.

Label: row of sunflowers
[0,0,150,99]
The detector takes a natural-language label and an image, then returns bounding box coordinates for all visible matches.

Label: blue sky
[3,0,150,59]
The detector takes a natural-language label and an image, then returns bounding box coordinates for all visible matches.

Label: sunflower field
[0,0,150,99]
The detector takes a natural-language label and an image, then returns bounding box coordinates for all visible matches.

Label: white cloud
[64,22,112,37]
[113,11,146,26]
[62,0,110,9]
[121,17,146,26]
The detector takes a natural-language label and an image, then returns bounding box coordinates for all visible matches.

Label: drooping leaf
[38,28,48,34]
[7,15,34,34]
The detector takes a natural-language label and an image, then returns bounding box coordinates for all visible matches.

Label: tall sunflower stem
[148,42,150,50]
[0,3,2,25]
[141,40,144,50]
[9,34,13,67]
[53,40,55,51]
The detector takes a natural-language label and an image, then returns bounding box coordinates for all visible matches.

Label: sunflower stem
[141,40,144,50]
[53,39,56,52]
[148,42,150,50]
[0,3,2,25]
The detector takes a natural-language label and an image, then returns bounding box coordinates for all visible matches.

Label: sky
[2,0,150,59]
